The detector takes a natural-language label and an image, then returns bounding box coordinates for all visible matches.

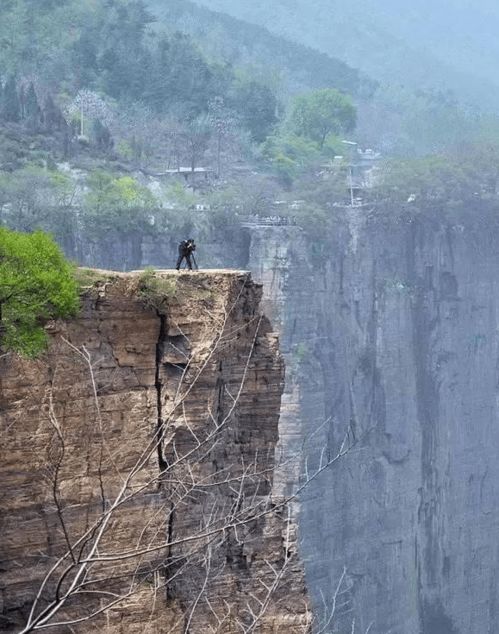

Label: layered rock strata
[0,271,310,633]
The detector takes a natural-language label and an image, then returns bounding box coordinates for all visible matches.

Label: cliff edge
[0,270,310,633]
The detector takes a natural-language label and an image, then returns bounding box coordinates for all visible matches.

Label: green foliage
[24,82,42,131]
[372,148,499,209]
[295,172,347,208]
[0,0,282,144]
[204,185,247,230]
[43,94,64,132]
[364,86,499,156]
[0,228,79,357]
[263,133,322,185]
[147,0,372,99]
[74,267,117,289]
[92,119,113,152]
[2,76,21,122]
[263,131,345,187]
[280,173,349,248]
[116,140,134,160]
[138,267,177,311]
[264,133,321,165]
[291,88,356,148]
[165,181,199,207]
[0,165,75,241]
[272,154,297,189]
[84,171,156,236]
[231,79,278,142]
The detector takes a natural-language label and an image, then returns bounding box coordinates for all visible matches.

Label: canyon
[246,207,499,634]
[3,201,499,633]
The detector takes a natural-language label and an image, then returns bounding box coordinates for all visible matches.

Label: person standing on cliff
[176,239,197,270]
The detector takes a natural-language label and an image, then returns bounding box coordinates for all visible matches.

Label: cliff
[6,205,495,634]
[246,209,499,634]
[0,270,310,633]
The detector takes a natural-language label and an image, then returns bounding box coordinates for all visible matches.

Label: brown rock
[0,271,310,633]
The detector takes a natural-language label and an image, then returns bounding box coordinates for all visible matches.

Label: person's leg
[186,254,193,270]
[176,254,184,270]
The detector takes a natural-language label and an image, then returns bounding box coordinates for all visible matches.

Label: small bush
[138,267,177,312]
[0,228,79,357]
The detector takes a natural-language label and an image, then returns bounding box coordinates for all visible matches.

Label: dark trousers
[176,254,193,270]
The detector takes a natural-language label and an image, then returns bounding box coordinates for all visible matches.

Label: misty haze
[0,1,498,633]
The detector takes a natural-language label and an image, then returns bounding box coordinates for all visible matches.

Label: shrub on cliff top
[138,267,177,312]
[0,228,79,357]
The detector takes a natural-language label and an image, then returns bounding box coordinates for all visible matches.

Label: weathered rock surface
[15,203,498,633]
[246,211,499,634]
[0,271,310,633]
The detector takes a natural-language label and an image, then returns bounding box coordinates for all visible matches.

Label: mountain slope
[146,0,375,98]
[188,0,499,108]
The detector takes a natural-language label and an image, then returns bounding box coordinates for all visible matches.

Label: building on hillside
[162,167,213,184]
[320,146,382,204]
[142,167,213,190]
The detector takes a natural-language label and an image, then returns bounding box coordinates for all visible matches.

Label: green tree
[1,76,21,122]
[232,79,278,142]
[83,170,157,238]
[43,94,64,132]
[83,171,156,268]
[92,118,113,152]
[0,165,74,235]
[0,228,79,357]
[372,153,496,207]
[84,172,155,231]
[71,27,99,87]
[25,82,42,131]
[19,84,26,119]
[184,116,212,172]
[291,88,356,148]
[263,133,323,186]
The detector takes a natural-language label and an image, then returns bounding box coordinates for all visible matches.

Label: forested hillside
[0,0,280,141]
[191,0,499,109]
[1,0,499,272]
[146,0,499,156]
[146,0,375,99]
[0,0,363,268]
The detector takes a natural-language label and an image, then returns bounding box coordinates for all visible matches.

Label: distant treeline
[146,0,376,98]
[0,0,279,142]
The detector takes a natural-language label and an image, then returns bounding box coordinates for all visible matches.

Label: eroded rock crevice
[155,311,168,475]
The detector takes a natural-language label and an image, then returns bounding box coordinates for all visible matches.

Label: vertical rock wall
[0,271,310,633]
[246,210,499,634]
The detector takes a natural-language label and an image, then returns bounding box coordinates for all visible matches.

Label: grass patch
[138,267,177,311]
[75,267,118,289]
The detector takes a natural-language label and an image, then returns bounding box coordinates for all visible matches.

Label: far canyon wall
[247,209,499,634]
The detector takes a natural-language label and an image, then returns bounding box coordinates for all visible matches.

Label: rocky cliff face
[246,209,499,634]
[0,271,310,633]
[10,205,497,634]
